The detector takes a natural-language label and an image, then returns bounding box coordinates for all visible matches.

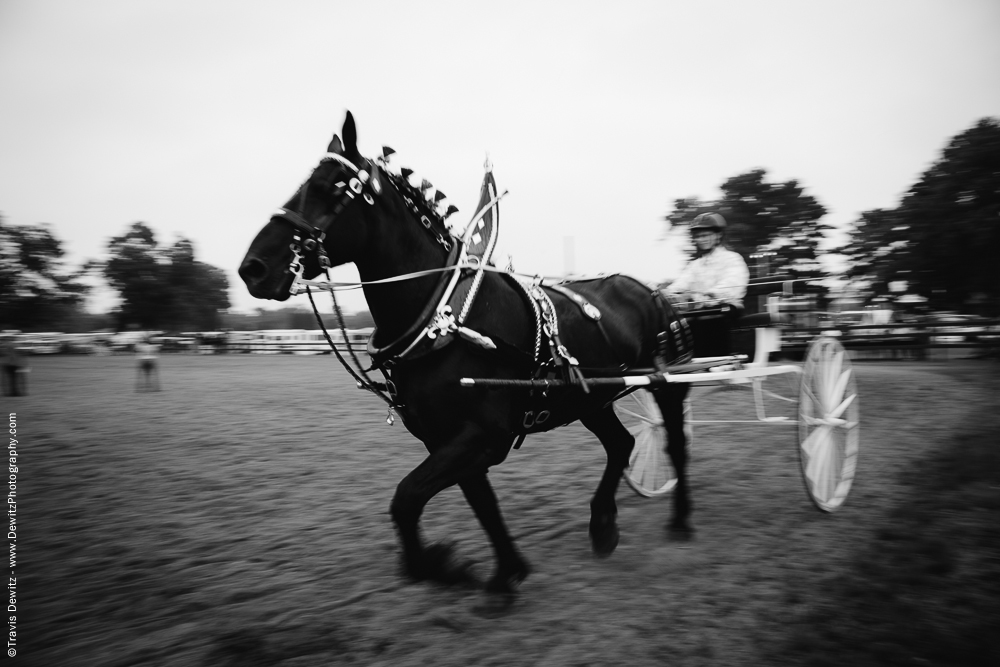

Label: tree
[103,222,230,330]
[843,118,1000,314]
[665,169,832,285]
[0,216,89,330]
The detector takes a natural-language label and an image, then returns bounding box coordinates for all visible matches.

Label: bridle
[272,152,379,293]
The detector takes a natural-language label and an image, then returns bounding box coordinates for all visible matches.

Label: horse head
[239,111,453,303]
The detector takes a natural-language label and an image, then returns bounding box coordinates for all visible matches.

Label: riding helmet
[690,212,727,232]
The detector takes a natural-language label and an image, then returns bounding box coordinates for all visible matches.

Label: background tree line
[1,219,230,332]
[840,117,1000,316]
[0,217,372,333]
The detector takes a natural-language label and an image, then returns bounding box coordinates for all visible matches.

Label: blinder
[273,152,383,292]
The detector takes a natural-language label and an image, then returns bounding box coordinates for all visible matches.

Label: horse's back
[551,274,672,371]
[449,271,679,375]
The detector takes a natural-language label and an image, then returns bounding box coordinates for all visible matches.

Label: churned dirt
[10,354,1000,666]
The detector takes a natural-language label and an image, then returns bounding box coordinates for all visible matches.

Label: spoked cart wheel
[798,336,860,512]
[614,389,692,497]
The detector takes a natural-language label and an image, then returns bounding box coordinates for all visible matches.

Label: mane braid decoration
[384,169,456,252]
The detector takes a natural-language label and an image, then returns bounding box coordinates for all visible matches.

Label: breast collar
[368,169,505,367]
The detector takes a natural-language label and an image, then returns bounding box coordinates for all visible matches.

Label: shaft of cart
[459,358,802,389]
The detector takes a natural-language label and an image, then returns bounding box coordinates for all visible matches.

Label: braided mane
[383,168,457,247]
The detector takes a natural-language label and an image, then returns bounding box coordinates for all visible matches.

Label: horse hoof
[471,593,517,618]
[667,520,694,541]
[486,559,531,595]
[590,514,620,557]
[590,525,620,557]
[405,543,478,587]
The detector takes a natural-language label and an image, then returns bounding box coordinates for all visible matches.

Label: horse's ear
[342,110,359,158]
[327,135,343,154]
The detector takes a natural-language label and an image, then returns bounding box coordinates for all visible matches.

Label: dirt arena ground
[8,354,1000,666]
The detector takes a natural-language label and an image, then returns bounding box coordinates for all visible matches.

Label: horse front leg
[390,445,478,586]
[580,406,634,556]
[389,428,509,584]
[458,473,530,593]
[657,384,693,536]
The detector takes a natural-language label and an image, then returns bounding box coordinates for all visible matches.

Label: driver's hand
[663,291,697,312]
[697,294,721,309]
[686,292,709,309]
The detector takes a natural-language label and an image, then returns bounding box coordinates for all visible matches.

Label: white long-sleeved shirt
[666,246,750,307]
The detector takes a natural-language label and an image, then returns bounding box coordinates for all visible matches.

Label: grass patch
[778,365,1000,666]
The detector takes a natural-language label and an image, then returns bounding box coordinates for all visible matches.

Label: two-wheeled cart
[461,316,860,512]
[613,323,859,512]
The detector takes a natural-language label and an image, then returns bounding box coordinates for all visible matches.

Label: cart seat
[678,304,743,358]
[680,307,790,362]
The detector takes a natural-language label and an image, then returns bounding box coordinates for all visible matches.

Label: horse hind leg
[655,384,693,536]
[580,406,634,556]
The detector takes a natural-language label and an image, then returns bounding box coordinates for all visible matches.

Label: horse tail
[651,289,694,370]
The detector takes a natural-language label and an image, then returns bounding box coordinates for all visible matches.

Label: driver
[665,212,749,310]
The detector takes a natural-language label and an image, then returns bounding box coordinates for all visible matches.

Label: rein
[294,269,816,293]
[306,283,399,425]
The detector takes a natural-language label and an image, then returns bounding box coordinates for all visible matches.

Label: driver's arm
[705,254,749,304]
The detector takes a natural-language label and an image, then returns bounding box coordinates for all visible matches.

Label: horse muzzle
[239,254,293,301]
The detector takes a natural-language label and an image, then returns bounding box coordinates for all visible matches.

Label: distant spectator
[135,337,161,392]
[1,334,27,397]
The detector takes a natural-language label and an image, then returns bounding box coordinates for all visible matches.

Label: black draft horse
[239,112,692,594]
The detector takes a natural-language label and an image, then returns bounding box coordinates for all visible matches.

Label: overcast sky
[1,0,998,315]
